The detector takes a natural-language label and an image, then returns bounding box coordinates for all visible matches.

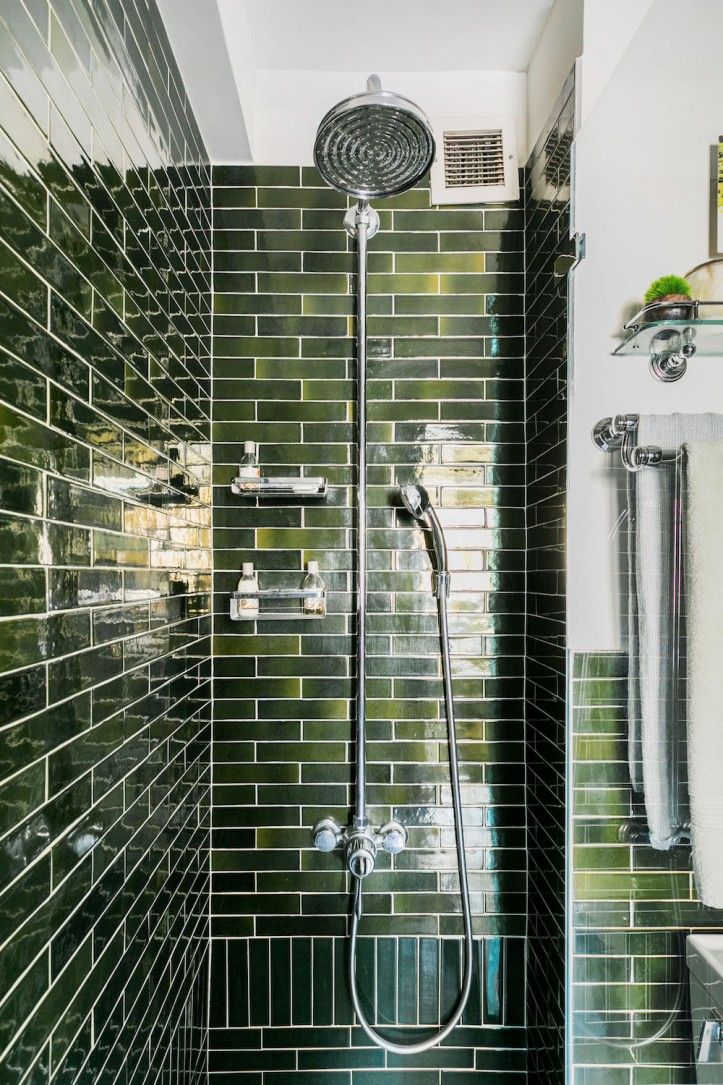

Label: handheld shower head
[400,484,448,574]
[400,483,431,521]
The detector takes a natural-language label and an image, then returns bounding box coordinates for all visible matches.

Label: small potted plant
[643,274,696,322]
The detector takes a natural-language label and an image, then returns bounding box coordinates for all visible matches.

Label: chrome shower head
[401,484,448,574]
[400,483,432,521]
[314,75,435,200]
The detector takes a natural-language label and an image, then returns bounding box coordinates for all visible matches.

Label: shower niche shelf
[230,586,326,622]
[231,441,327,499]
[613,299,723,381]
[231,475,328,498]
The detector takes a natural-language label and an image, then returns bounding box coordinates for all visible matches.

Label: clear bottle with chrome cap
[302,560,325,616]
[230,562,259,620]
[232,441,260,494]
[237,441,259,478]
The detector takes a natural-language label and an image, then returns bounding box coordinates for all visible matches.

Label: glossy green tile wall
[211,164,527,1081]
[571,651,723,1084]
[0,1,211,1082]
[525,73,574,1085]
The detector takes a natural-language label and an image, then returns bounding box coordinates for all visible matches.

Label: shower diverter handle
[311,818,408,877]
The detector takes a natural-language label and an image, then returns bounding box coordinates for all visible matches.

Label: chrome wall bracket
[649,327,696,382]
[433,570,451,598]
[344,203,380,240]
[592,413,638,453]
[618,821,691,846]
[592,414,672,472]
[311,817,408,879]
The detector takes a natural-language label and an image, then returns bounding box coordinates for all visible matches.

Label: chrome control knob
[379,820,408,855]
[345,831,377,879]
[312,817,342,853]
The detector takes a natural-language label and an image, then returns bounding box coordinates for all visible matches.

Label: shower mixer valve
[311,816,407,878]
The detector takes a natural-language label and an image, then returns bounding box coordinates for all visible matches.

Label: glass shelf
[612,300,723,380]
[231,475,327,498]
[612,318,723,357]
[229,587,326,621]
[613,300,723,355]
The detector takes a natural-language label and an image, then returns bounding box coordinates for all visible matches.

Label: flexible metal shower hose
[348,577,474,1053]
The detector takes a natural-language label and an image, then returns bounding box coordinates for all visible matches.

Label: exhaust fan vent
[431,117,518,205]
[443,130,505,188]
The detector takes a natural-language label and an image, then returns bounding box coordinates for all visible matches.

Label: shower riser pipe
[354,202,368,829]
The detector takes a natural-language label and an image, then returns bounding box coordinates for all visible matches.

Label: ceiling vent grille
[431,117,518,204]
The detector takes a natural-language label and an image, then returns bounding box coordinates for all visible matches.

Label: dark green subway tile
[214,336,301,358]
[215,293,301,316]
[223,166,300,186]
[440,230,522,252]
[0,351,48,420]
[215,250,301,273]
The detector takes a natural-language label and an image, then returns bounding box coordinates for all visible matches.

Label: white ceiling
[226,0,555,73]
[158,0,557,162]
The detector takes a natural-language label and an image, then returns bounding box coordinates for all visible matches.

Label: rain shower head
[400,483,432,521]
[314,75,435,200]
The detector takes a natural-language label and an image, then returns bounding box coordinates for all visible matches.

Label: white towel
[684,439,723,908]
[628,414,723,849]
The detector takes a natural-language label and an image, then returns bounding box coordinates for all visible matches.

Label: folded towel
[684,438,723,908]
[627,468,643,794]
[628,414,723,849]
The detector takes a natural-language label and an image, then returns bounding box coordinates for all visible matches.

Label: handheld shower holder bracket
[312,817,408,878]
[433,570,451,598]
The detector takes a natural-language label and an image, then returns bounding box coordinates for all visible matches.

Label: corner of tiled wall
[524,68,575,1085]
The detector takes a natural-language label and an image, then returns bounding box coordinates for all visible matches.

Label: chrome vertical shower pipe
[354,201,369,829]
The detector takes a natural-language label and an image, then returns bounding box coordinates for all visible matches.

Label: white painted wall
[578,0,654,126]
[250,69,527,166]
[526,0,583,157]
[155,0,251,162]
[569,0,723,650]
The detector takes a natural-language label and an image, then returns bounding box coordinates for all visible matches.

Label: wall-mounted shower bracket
[433,570,451,598]
[311,817,408,879]
[344,203,380,240]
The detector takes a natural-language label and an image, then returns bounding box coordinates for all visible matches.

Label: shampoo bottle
[231,562,259,620]
[302,560,325,617]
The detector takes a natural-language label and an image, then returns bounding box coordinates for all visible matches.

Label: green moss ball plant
[644,274,692,304]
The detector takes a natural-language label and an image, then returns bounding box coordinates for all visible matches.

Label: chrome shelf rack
[231,475,328,498]
[613,299,723,382]
[230,586,326,622]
